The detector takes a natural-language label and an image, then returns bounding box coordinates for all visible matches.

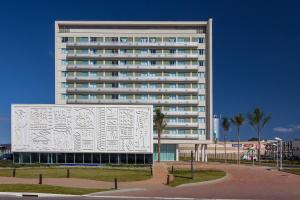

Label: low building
[179,141,267,160]
[11,104,153,165]
[292,140,300,159]
[0,144,11,156]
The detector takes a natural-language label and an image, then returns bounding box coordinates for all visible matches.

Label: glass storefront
[14,152,153,165]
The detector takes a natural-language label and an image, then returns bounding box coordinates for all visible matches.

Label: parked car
[241,155,257,161]
[0,153,13,160]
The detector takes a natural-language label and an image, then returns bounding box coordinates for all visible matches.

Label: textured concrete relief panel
[12,105,153,153]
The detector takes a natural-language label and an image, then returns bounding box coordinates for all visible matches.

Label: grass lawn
[0,184,106,195]
[0,167,151,182]
[283,168,300,175]
[169,169,226,187]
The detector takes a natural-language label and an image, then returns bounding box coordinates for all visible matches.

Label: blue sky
[0,0,300,143]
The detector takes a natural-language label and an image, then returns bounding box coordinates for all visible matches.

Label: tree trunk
[258,133,261,163]
[157,129,161,162]
[237,128,241,164]
[224,133,227,163]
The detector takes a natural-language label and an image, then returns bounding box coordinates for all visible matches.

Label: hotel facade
[55,20,213,161]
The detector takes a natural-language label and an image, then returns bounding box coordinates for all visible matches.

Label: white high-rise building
[55,20,213,161]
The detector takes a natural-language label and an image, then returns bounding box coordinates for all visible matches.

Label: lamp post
[274,137,283,170]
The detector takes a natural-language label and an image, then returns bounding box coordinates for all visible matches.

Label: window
[150,61,156,66]
[140,37,148,43]
[61,83,68,88]
[61,94,68,100]
[89,72,97,77]
[199,60,205,66]
[141,95,148,100]
[149,84,156,88]
[198,72,205,78]
[170,60,176,65]
[61,71,67,77]
[149,37,156,43]
[178,49,185,54]
[169,83,176,88]
[112,37,118,42]
[178,84,185,88]
[120,60,127,65]
[198,129,206,135]
[89,83,97,88]
[150,49,156,54]
[169,129,177,135]
[62,37,68,43]
[149,95,156,100]
[120,37,128,43]
[89,94,97,100]
[198,37,205,43]
[76,37,88,43]
[112,94,119,99]
[90,37,97,42]
[169,49,176,54]
[111,49,118,54]
[119,95,127,100]
[148,72,156,77]
[112,83,118,88]
[168,118,177,123]
[141,49,148,54]
[168,38,176,42]
[199,49,205,55]
[120,49,127,54]
[112,71,118,77]
[169,95,176,100]
[141,60,148,66]
[169,106,176,111]
[177,61,185,66]
[112,60,118,65]
[79,94,89,99]
[178,118,185,123]
[61,60,68,65]
[198,83,205,89]
[168,72,176,77]
[198,95,205,101]
[178,95,185,100]
[198,107,205,112]
[178,129,185,135]
[198,117,205,123]
[141,84,148,88]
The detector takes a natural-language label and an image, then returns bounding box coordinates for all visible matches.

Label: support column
[201,144,205,162]
[176,144,179,161]
[204,144,208,162]
[194,144,199,161]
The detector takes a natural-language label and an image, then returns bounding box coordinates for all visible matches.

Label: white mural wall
[11,105,153,153]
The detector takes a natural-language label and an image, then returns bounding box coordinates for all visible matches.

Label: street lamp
[274,137,283,170]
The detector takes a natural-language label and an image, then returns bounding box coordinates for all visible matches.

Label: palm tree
[154,108,167,162]
[248,107,271,162]
[231,113,245,164]
[222,117,230,163]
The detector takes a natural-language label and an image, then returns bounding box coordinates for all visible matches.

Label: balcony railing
[66,64,200,71]
[66,87,198,94]
[65,41,199,47]
[66,76,200,82]
[66,52,200,59]
[66,99,199,105]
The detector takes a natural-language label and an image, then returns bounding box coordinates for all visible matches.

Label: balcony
[66,52,200,59]
[66,99,199,105]
[65,41,199,48]
[163,111,199,116]
[153,134,200,140]
[66,64,200,71]
[66,76,199,82]
[66,87,198,94]
[166,122,199,128]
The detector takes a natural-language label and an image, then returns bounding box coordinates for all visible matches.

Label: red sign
[243,144,254,148]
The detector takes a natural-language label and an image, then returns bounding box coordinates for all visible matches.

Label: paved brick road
[0,162,299,199]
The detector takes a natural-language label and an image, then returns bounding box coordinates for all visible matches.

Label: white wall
[11,104,153,153]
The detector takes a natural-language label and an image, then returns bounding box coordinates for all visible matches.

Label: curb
[175,172,230,188]
[0,192,78,197]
